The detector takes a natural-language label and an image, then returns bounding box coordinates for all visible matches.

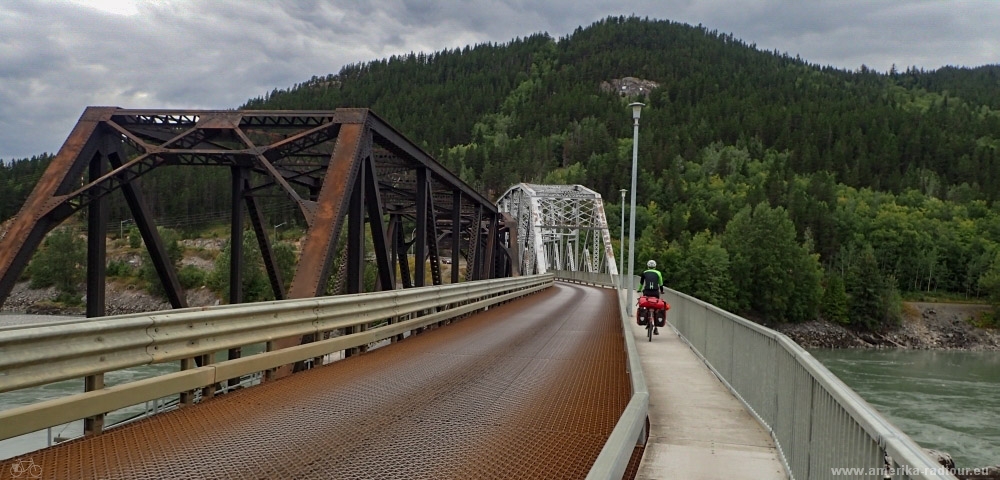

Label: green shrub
[208,236,273,303]
[106,259,134,278]
[178,265,207,289]
[128,226,141,249]
[27,228,85,296]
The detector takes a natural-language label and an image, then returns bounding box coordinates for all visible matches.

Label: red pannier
[636,296,670,328]
[639,296,668,310]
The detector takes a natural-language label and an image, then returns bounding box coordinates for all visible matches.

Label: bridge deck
[1,283,630,479]
[632,317,788,479]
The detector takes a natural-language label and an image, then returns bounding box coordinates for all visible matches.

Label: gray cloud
[1,0,998,160]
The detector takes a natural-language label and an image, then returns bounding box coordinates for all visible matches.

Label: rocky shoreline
[775,301,1000,351]
[0,281,220,317]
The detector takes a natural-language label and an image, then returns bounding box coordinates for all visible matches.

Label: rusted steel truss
[0,107,507,326]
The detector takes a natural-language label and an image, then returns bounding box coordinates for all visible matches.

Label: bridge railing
[0,274,553,442]
[663,288,956,480]
[551,271,648,480]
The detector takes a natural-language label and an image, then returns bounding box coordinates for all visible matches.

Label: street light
[626,102,644,315]
[119,219,133,239]
[619,188,626,290]
[273,222,286,244]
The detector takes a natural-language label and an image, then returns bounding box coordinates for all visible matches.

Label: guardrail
[0,274,554,441]
[663,288,956,480]
[551,271,648,480]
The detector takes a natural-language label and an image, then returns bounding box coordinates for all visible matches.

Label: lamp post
[627,102,644,315]
[273,222,286,244]
[119,219,132,239]
[619,188,626,290]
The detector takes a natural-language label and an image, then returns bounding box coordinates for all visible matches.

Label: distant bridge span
[497,183,618,277]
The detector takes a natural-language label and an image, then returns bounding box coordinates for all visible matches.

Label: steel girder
[496,183,618,276]
[0,107,505,330]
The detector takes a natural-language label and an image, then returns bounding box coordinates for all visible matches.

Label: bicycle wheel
[647,314,653,342]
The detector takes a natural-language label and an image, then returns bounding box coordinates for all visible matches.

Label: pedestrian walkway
[632,320,788,480]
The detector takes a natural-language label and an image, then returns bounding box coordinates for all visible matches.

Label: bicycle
[9,457,43,478]
[637,295,669,342]
[644,307,655,342]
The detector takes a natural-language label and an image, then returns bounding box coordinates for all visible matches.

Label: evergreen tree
[679,231,736,310]
[844,244,902,331]
[722,203,820,322]
[821,272,849,324]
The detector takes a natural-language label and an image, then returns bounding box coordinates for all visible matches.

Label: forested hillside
[4,16,1000,328]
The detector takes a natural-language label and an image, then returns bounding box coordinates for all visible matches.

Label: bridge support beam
[365,156,394,292]
[451,192,462,284]
[110,152,188,309]
[84,149,108,437]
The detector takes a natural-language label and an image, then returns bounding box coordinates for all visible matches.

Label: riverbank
[776,301,1000,351]
[0,281,220,317]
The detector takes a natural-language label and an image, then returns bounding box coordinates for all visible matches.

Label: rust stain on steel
[0,283,631,479]
[0,107,115,303]
[288,121,366,298]
[270,120,368,373]
[194,112,242,129]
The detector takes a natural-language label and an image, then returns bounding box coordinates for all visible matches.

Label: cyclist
[638,260,665,334]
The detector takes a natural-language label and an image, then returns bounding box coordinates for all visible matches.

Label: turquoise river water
[810,348,1000,469]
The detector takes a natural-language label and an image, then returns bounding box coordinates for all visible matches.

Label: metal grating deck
[2,282,631,479]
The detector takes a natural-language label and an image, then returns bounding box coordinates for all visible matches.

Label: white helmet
[647,260,656,268]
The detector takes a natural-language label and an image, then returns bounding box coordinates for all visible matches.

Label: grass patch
[900,290,990,304]
[971,311,1000,329]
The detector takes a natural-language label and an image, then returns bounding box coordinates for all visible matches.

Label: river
[0,313,268,460]
[811,348,1000,469]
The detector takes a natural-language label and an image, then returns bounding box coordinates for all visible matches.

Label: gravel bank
[775,302,1000,351]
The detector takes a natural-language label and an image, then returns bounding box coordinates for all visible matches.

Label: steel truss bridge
[497,183,618,276]
[0,108,510,332]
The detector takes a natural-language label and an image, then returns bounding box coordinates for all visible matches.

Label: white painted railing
[0,274,553,441]
[662,288,956,480]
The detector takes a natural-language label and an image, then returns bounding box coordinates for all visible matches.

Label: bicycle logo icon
[8,458,42,479]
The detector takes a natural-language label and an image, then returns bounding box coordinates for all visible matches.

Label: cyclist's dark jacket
[638,268,664,297]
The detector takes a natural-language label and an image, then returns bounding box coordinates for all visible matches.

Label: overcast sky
[1,0,998,161]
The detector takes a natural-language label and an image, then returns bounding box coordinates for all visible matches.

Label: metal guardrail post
[180,357,197,406]
[83,374,104,436]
